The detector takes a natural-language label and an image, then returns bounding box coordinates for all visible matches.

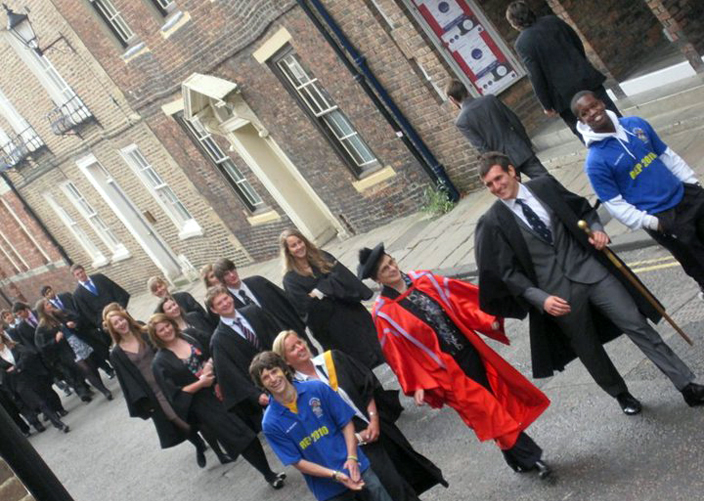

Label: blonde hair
[200,264,218,288]
[279,228,334,277]
[272,330,299,361]
[105,310,147,347]
[147,276,167,294]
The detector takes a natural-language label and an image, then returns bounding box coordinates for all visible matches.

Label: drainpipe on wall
[0,172,73,266]
[296,0,460,202]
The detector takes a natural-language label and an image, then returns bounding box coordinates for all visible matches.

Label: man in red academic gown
[358,244,552,478]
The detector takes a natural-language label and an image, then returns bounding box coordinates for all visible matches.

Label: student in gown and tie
[206,285,280,432]
[212,258,315,353]
[71,264,126,377]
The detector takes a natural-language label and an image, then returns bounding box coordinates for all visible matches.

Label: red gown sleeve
[373,310,444,404]
[444,275,509,345]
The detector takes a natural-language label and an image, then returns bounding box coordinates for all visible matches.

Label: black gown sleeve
[151,350,193,422]
[283,271,316,317]
[314,255,373,303]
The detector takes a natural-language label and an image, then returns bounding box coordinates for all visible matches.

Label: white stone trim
[253,27,292,64]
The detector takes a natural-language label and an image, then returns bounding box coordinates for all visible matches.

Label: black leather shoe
[33,422,46,433]
[682,383,704,407]
[616,392,642,415]
[267,472,286,489]
[57,409,69,417]
[103,390,114,401]
[195,446,206,468]
[217,454,234,465]
[534,460,552,479]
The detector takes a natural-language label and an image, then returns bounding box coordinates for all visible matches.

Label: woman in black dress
[106,309,230,468]
[280,228,384,369]
[0,334,70,432]
[273,330,448,500]
[155,297,213,340]
[148,313,286,488]
[36,299,112,401]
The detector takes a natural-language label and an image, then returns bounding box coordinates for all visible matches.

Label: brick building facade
[0,0,249,304]
[1,0,700,302]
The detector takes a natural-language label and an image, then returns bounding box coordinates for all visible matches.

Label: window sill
[161,11,191,39]
[247,209,281,226]
[178,219,204,240]
[122,42,150,64]
[111,247,132,263]
[91,256,110,268]
[352,166,396,192]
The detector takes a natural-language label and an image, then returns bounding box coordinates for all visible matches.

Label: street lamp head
[3,4,39,53]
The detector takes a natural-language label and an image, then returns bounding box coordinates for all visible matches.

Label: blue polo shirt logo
[310,397,324,418]
[633,127,648,143]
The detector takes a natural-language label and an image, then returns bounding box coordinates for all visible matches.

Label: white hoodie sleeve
[660,147,698,184]
[604,195,660,231]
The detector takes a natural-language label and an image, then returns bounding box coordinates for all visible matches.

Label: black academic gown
[110,341,186,449]
[320,350,447,497]
[152,333,256,458]
[13,320,39,353]
[475,176,662,378]
[209,305,279,431]
[0,345,57,412]
[283,254,384,369]
[52,291,110,360]
[232,276,315,351]
[73,273,130,330]
[154,291,214,328]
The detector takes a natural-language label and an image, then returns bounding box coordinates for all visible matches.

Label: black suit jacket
[231,276,307,337]
[515,16,605,113]
[14,320,39,353]
[475,176,661,378]
[209,305,279,417]
[456,95,534,167]
[73,273,130,329]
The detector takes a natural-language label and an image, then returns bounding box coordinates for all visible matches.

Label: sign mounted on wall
[409,0,523,96]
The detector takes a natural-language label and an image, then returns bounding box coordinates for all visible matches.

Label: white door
[76,154,183,279]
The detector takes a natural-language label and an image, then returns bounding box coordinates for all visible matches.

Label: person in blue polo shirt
[250,351,392,501]
[574,90,704,300]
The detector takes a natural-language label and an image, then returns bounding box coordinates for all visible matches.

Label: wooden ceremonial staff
[578,220,694,346]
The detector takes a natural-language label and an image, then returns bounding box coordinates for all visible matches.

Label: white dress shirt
[227,282,261,307]
[220,312,256,342]
[500,183,552,229]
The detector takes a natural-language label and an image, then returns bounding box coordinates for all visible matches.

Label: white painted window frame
[43,193,109,268]
[60,180,130,262]
[0,86,42,149]
[119,144,202,239]
[89,0,135,46]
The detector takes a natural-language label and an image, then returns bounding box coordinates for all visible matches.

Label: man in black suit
[474,151,704,414]
[446,79,547,179]
[206,285,280,431]
[71,264,129,330]
[212,258,317,354]
[71,264,128,376]
[506,1,621,140]
[10,302,40,352]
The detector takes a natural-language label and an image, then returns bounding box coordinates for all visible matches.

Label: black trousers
[646,183,704,290]
[560,85,621,142]
[453,345,543,470]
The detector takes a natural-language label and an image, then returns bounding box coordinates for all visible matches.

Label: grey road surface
[26,246,704,501]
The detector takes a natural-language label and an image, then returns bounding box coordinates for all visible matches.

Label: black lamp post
[3,3,41,54]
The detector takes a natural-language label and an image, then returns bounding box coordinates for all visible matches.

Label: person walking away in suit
[446,79,547,179]
[506,1,621,141]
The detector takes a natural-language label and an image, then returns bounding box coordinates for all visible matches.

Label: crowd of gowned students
[0,222,556,501]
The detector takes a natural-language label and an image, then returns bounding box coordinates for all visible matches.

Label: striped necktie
[234,317,260,350]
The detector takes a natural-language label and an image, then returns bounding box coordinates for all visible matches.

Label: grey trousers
[517,155,550,179]
[554,273,694,396]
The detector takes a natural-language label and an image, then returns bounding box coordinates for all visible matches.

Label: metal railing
[46,95,93,135]
[0,125,45,169]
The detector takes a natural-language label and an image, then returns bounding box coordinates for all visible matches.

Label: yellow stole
[322,351,339,392]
